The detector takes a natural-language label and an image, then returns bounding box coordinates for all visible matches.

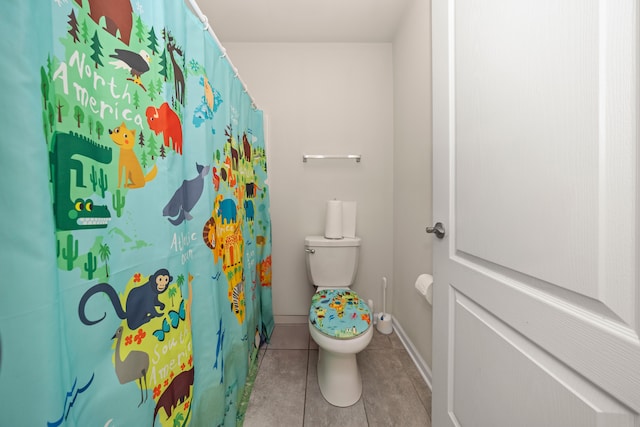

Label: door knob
[426,222,446,239]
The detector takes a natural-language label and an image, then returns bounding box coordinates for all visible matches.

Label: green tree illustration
[46,55,53,79]
[87,115,93,134]
[140,148,148,168]
[134,15,146,43]
[147,27,159,55]
[147,79,156,101]
[67,9,80,43]
[168,286,177,308]
[176,274,185,298]
[47,102,55,133]
[40,67,50,109]
[158,48,169,81]
[73,105,85,128]
[95,121,104,139]
[147,134,158,159]
[80,18,89,43]
[98,243,111,278]
[90,30,104,69]
[138,130,145,147]
[55,96,69,123]
[132,90,140,109]
[156,78,163,96]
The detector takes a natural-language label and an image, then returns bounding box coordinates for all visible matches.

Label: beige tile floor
[243,323,432,427]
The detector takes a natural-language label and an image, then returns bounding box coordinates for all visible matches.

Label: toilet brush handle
[382,277,387,315]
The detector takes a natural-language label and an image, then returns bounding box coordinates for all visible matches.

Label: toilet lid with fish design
[309,289,371,339]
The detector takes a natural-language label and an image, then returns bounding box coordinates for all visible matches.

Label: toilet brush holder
[376,313,393,335]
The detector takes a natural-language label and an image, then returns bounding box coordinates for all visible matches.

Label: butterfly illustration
[168,300,186,329]
[153,318,170,341]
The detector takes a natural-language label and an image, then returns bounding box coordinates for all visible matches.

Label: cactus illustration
[89,165,98,192]
[61,234,78,270]
[84,251,97,279]
[112,189,125,217]
[98,168,108,197]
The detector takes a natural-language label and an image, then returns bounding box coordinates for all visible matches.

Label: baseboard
[392,316,433,391]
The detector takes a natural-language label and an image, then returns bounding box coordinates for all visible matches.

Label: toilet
[305,235,373,407]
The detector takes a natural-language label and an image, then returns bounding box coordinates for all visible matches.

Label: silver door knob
[426,222,446,239]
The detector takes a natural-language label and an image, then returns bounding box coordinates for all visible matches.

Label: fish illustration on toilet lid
[309,289,371,339]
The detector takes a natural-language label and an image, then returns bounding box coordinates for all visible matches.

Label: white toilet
[305,235,373,407]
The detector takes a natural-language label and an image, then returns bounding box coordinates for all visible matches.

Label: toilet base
[317,347,362,407]
[309,321,373,407]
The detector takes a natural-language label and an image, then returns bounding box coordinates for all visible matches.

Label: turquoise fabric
[0,1,273,426]
[309,290,372,339]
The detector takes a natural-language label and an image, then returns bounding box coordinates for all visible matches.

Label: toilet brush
[382,276,387,319]
[377,277,392,334]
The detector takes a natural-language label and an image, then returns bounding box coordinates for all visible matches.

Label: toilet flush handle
[305,248,315,254]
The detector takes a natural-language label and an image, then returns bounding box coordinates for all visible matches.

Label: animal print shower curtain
[0,1,273,425]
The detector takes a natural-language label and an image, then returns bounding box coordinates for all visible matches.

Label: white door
[431,1,640,426]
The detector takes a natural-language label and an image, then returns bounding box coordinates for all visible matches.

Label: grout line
[247,329,429,426]
[362,376,371,426]
[302,348,310,427]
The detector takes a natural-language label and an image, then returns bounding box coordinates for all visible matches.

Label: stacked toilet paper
[324,200,357,239]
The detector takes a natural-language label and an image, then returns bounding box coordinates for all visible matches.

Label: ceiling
[193,0,413,43]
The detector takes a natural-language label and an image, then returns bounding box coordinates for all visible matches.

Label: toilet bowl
[309,288,373,407]
[305,236,372,407]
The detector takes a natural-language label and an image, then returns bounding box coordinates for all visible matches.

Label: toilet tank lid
[305,236,361,247]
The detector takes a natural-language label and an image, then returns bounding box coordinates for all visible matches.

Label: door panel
[455,0,600,297]
[452,292,633,427]
[432,0,640,425]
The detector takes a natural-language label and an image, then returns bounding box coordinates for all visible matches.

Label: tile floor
[243,323,432,426]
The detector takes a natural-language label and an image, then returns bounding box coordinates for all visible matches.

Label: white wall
[224,43,395,317]
[392,0,433,368]
[225,3,434,371]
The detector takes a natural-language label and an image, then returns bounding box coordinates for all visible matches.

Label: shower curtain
[0,1,273,425]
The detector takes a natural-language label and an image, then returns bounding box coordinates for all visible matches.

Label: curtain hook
[202,16,211,32]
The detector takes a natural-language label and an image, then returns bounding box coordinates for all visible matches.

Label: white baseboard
[392,316,433,391]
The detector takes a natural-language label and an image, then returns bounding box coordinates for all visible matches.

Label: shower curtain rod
[186,0,259,110]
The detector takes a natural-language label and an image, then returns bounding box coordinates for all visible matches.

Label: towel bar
[302,154,361,163]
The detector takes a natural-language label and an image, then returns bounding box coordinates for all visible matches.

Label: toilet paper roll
[415,274,434,305]
[324,200,343,239]
[341,201,357,238]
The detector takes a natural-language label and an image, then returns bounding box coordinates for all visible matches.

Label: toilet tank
[305,236,361,288]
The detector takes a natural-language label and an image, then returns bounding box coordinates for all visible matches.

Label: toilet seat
[309,289,371,339]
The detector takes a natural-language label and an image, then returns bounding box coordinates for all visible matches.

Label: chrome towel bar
[302,154,361,163]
